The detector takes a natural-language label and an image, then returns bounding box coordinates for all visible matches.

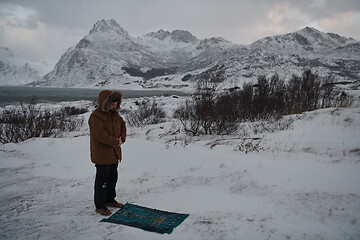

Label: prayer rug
[100,203,189,234]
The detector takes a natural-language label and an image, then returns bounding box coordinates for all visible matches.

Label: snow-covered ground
[1,95,360,240]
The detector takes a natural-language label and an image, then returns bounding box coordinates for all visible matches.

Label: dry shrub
[0,103,85,143]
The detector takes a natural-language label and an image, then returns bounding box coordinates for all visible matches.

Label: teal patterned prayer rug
[100,203,189,234]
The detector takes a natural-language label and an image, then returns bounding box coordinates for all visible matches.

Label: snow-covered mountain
[218,27,360,87]
[250,27,357,56]
[35,19,360,89]
[239,27,360,83]
[0,47,49,86]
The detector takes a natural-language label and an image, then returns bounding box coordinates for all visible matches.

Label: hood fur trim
[97,90,123,112]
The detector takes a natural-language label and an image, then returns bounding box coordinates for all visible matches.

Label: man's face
[109,102,118,111]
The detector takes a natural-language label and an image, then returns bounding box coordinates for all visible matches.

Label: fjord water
[0,86,187,107]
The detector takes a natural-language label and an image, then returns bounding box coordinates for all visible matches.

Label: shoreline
[0,85,190,107]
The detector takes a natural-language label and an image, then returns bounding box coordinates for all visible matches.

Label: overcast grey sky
[1,0,359,65]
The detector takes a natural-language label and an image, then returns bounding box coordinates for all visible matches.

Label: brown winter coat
[88,90,127,165]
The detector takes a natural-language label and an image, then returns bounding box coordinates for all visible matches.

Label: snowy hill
[35,19,360,89]
[0,47,50,86]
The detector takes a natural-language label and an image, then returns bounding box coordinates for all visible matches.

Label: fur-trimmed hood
[97,90,123,112]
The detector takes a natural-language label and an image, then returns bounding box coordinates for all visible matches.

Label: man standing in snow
[88,90,127,216]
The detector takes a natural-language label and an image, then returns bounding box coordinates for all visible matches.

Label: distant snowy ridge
[0,47,48,86]
[250,27,358,57]
[33,19,360,89]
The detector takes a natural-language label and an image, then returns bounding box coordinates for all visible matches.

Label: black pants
[94,163,118,209]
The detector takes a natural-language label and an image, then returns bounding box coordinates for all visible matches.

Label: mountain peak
[89,19,129,37]
[301,26,319,33]
[144,30,171,40]
[296,26,323,39]
[0,47,16,58]
[144,29,198,43]
[171,30,198,43]
[296,26,357,46]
